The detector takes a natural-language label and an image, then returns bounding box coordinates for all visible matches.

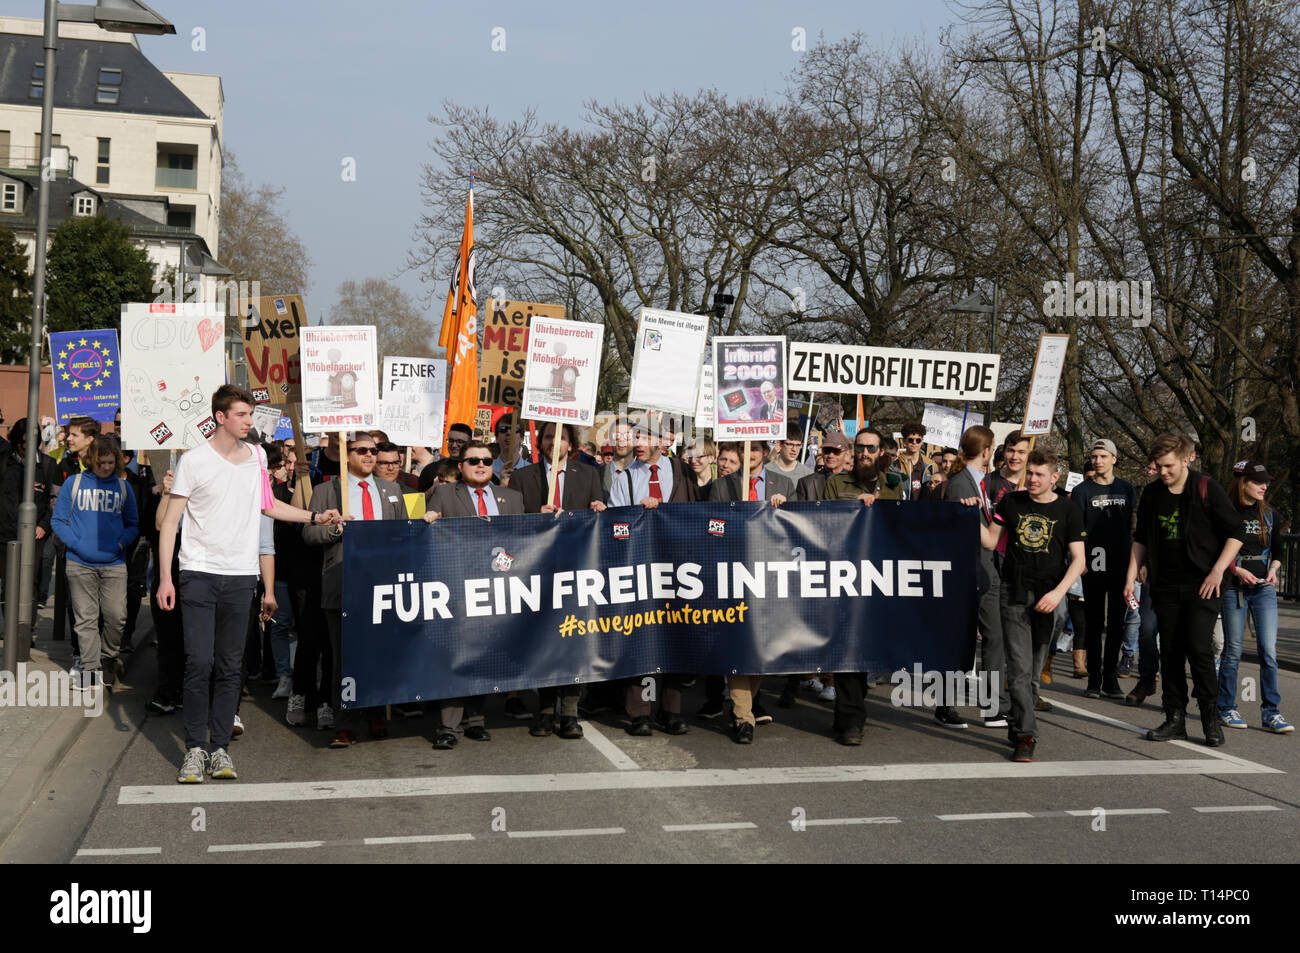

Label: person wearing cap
[1218,460,1293,733]
[796,431,851,500]
[1071,438,1138,700]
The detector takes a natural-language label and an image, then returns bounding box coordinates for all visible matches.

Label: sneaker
[1101,681,1126,699]
[504,696,531,721]
[803,677,824,694]
[285,694,307,726]
[1219,709,1248,729]
[1263,713,1294,734]
[70,655,82,675]
[818,685,837,701]
[982,714,1009,728]
[316,703,335,730]
[231,714,244,737]
[177,747,208,784]
[1033,697,1053,712]
[753,703,774,726]
[1012,735,1036,762]
[147,696,177,715]
[934,706,968,728]
[271,676,293,700]
[1116,653,1134,678]
[208,747,237,780]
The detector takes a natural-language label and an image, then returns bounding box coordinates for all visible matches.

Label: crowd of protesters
[1,393,1290,781]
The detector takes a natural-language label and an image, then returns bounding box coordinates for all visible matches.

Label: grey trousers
[180,570,257,751]
[66,561,127,674]
[1000,587,1057,738]
[977,567,1009,716]
[439,697,485,730]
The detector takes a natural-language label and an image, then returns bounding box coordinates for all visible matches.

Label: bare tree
[219,152,313,295]
[327,277,440,361]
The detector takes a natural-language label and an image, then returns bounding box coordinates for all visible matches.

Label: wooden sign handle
[742,439,752,500]
[338,432,349,520]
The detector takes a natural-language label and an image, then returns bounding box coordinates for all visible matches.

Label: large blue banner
[49,330,121,423]
[340,501,979,709]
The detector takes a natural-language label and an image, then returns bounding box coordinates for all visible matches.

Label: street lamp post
[947,285,1001,428]
[5,1,174,675]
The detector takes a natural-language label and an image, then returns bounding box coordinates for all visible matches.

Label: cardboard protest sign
[1065,471,1084,492]
[628,308,710,415]
[1021,334,1070,436]
[379,356,447,447]
[789,342,1000,402]
[120,303,227,450]
[922,402,986,449]
[478,300,565,407]
[712,336,787,441]
[49,330,120,424]
[520,316,602,427]
[694,362,715,428]
[299,326,380,433]
[241,294,306,403]
[474,404,512,441]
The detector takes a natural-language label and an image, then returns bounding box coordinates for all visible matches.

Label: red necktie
[476,488,488,516]
[552,469,562,507]
[749,476,760,501]
[648,464,663,501]
[359,480,375,521]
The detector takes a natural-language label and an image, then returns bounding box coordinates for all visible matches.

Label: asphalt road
[8,650,1296,865]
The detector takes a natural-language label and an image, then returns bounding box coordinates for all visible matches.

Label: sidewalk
[0,600,152,851]
[1271,600,1300,672]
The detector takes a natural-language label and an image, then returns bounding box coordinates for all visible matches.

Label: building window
[2,183,17,212]
[96,138,110,184]
[33,132,61,165]
[74,195,95,216]
[95,67,122,105]
[29,62,43,100]
[0,130,9,168]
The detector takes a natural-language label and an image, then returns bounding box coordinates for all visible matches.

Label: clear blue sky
[127,0,956,323]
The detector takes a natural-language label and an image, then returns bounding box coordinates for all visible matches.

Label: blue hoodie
[51,471,139,566]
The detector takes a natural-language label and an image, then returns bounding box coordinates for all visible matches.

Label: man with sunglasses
[425,441,525,749]
[892,421,929,500]
[796,431,851,501]
[303,432,407,748]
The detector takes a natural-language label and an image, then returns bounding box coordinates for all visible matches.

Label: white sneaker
[286,693,307,726]
[316,703,335,730]
[232,713,244,737]
[803,677,823,693]
[819,685,837,701]
[177,747,207,784]
[208,747,237,780]
[272,676,293,700]
[70,655,83,675]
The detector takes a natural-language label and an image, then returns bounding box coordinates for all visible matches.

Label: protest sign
[922,402,986,449]
[250,404,282,441]
[1021,334,1070,435]
[478,299,566,407]
[520,316,602,427]
[712,336,787,440]
[693,362,715,428]
[49,330,120,424]
[241,294,305,403]
[379,356,446,447]
[342,501,978,706]
[990,421,1022,449]
[1065,471,1084,492]
[474,404,512,441]
[274,415,294,440]
[119,303,227,450]
[299,326,380,433]
[789,342,1000,402]
[628,308,710,415]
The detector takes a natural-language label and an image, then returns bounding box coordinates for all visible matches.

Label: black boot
[1200,708,1225,748]
[1146,708,1187,741]
[1125,676,1157,707]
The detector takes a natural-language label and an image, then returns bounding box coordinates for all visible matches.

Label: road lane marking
[804,817,901,826]
[207,840,325,853]
[118,757,1281,805]
[663,822,758,831]
[579,720,640,770]
[937,811,1034,821]
[363,833,475,844]
[1063,808,1169,816]
[75,847,162,856]
[506,827,626,838]
[1191,805,1282,814]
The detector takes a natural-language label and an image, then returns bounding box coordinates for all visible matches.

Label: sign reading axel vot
[340,501,978,707]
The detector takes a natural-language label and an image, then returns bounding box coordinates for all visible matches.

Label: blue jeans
[1122,581,1140,656]
[267,579,294,679]
[1218,584,1281,718]
[1137,580,1160,680]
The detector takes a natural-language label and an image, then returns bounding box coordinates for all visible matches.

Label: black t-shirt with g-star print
[993,490,1085,602]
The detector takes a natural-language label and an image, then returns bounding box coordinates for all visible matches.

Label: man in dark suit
[710,440,794,744]
[607,418,698,507]
[513,422,607,739]
[303,431,407,747]
[424,441,525,750]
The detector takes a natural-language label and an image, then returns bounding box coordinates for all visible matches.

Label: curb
[0,695,94,852]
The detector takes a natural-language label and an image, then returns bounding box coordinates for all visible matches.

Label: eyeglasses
[376,459,401,467]
[855,444,880,454]
[462,456,493,466]
[447,437,468,445]
[350,446,377,456]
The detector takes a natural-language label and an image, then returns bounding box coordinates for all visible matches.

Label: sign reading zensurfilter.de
[789,341,1000,402]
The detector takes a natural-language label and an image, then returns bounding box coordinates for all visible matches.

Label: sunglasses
[906,436,924,443]
[855,444,880,453]
[350,446,377,456]
[462,456,493,466]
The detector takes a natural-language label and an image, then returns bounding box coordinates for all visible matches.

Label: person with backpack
[50,435,139,690]
[1217,460,1293,734]
[1124,433,1244,747]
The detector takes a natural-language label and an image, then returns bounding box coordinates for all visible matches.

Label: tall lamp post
[5,1,174,675]
[948,286,1000,425]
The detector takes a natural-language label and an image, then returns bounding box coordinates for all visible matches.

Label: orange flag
[439,189,477,454]
[856,394,865,432]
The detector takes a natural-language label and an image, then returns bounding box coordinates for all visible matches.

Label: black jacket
[1134,470,1245,584]
[0,437,56,541]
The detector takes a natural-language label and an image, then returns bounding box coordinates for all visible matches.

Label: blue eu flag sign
[50,329,121,424]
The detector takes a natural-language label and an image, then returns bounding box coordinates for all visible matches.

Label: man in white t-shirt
[157,385,340,784]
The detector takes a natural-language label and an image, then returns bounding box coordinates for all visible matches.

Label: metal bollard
[3,540,19,675]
